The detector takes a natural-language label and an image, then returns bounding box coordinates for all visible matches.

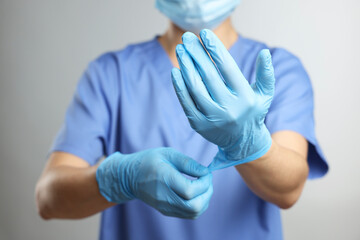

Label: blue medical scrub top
[51,35,328,240]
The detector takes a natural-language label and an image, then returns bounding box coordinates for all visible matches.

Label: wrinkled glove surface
[172,29,275,171]
[96,147,213,219]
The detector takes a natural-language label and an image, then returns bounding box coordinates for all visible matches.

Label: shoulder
[239,36,268,55]
[237,36,312,99]
[270,48,305,76]
[238,36,302,67]
[91,38,158,69]
[83,38,158,86]
[269,48,312,91]
[243,36,309,80]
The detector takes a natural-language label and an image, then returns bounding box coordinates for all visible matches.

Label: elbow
[278,167,309,210]
[276,187,304,210]
[37,205,52,220]
[35,180,53,220]
[277,196,297,209]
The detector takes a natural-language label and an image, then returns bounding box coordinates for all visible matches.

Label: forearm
[235,140,309,209]
[35,164,115,219]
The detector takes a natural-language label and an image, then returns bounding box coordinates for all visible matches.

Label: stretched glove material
[171,29,275,171]
[96,148,213,219]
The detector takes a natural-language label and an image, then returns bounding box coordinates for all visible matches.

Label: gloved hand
[171,29,275,171]
[96,147,213,219]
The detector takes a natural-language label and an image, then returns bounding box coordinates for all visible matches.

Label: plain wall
[0,0,359,239]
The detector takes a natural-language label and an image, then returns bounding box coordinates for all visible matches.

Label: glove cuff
[96,152,134,204]
[209,125,272,171]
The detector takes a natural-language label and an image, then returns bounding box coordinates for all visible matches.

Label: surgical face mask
[156,0,241,33]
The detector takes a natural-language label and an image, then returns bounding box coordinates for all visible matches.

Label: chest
[117,66,216,165]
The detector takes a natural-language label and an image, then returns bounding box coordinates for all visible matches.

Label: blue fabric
[50,35,328,240]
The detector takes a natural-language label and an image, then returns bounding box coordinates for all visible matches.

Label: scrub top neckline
[153,33,243,71]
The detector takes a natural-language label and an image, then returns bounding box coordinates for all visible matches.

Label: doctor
[35,0,328,239]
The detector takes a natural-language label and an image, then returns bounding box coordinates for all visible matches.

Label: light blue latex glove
[96,148,213,219]
[171,29,275,171]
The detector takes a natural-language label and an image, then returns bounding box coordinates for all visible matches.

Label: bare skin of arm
[35,152,115,220]
[35,131,308,220]
[36,130,308,220]
[236,131,309,209]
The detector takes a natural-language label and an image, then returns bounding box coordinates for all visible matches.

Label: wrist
[256,139,278,162]
[225,125,272,160]
[117,155,137,201]
[240,140,279,169]
[96,152,134,204]
[210,126,272,171]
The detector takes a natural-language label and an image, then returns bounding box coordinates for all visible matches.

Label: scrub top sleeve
[265,48,328,179]
[49,56,116,165]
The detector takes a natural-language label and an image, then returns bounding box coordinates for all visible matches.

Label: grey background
[0,0,359,239]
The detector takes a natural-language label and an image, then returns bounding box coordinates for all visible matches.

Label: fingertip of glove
[260,48,271,56]
[188,160,210,177]
[182,32,197,44]
[175,44,185,61]
[197,165,210,176]
[171,68,182,88]
[259,49,273,67]
[176,44,185,53]
[171,67,180,77]
[199,29,212,40]
[256,49,275,83]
